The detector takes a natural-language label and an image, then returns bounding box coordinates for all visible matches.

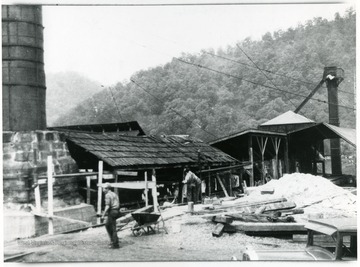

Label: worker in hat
[101,183,120,249]
[183,168,202,203]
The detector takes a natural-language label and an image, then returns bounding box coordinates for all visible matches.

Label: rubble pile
[246,173,357,217]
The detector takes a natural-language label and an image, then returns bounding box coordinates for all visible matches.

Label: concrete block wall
[3,130,82,206]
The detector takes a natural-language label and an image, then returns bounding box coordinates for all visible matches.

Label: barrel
[2,5,46,131]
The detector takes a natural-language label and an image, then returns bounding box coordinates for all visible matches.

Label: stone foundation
[3,130,82,206]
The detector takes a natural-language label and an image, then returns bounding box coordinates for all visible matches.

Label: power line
[175,57,356,111]
[102,85,125,122]
[203,50,356,97]
[130,79,219,139]
[235,44,299,111]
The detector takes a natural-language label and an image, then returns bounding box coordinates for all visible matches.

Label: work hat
[104,182,111,189]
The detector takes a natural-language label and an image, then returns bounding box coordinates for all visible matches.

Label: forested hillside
[46,72,102,125]
[53,10,356,142]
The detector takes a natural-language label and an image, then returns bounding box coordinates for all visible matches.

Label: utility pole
[323,66,344,175]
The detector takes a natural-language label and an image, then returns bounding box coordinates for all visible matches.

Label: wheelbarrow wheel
[132,228,143,237]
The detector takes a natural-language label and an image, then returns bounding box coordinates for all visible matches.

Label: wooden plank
[212,223,225,237]
[107,181,156,189]
[117,171,138,176]
[47,156,54,235]
[264,201,296,212]
[233,222,307,233]
[32,212,92,226]
[216,174,229,197]
[212,216,233,224]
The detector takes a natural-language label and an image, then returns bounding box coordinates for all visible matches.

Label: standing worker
[183,168,202,203]
[101,183,120,249]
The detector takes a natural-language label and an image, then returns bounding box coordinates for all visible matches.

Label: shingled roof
[60,131,237,170]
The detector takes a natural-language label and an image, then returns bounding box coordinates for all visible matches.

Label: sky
[41,1,356,86]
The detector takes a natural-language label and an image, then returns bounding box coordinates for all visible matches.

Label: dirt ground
[4,212,306,262]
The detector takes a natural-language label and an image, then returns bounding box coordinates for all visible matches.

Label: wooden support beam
[256,136,268,184]
[34,185,41,213]
[248,136,254,186]
[144,171,149,207]
[97,161,103,218]
[284,137,290,173]
[216,174,229,197]
[152,169,159,212]
[113,171,119,195]
[47,156,54,235]
[86,176,91,204]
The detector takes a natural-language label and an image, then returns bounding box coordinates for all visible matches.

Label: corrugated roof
[61,131,237,169]
[261,111,315,126]
[323,123,356,146]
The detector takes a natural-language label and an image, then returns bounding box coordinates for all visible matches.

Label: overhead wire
[102,85,125,122]
[130,79,219,139]
[235,43,299,111]
[174,57,356,111]
[203,51,355,97]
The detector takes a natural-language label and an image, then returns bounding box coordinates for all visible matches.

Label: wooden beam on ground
[212,223,225,237]
[263,201,296,212]
[233,222,307,233]
[212,216,233,224]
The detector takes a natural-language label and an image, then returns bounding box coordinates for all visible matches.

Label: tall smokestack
[323,66,344,175]
[2,5,46,131]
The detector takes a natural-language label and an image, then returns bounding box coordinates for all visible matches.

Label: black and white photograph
[1,0,357,263]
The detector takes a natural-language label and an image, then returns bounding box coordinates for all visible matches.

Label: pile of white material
[247,173,357,216]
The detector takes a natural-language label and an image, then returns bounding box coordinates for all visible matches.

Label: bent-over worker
[183,168,202,203]
[101,183,120,249]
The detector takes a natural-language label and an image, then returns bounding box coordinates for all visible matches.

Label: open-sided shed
[58,130,238,206]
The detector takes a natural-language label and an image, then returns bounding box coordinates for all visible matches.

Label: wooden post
[86,176,91,204]
[284,138,290,173]
[208,167,211,197]
[47,156,54,235]
[33,148,41,212]
[113,170,119,195]
[144,171,149,207]
[256,136,268,184]
[228,172,233,197]
[248,135,254,186]
[34,185,41,213]
[97,161,103,218]
[152,169,159,212]
[271,137,281,179]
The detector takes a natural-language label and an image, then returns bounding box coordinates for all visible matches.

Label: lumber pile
[204,197,304,237]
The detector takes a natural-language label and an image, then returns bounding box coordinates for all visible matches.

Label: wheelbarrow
[131,212,161,236]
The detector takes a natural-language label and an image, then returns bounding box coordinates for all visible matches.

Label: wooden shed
[57,130,238,207]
